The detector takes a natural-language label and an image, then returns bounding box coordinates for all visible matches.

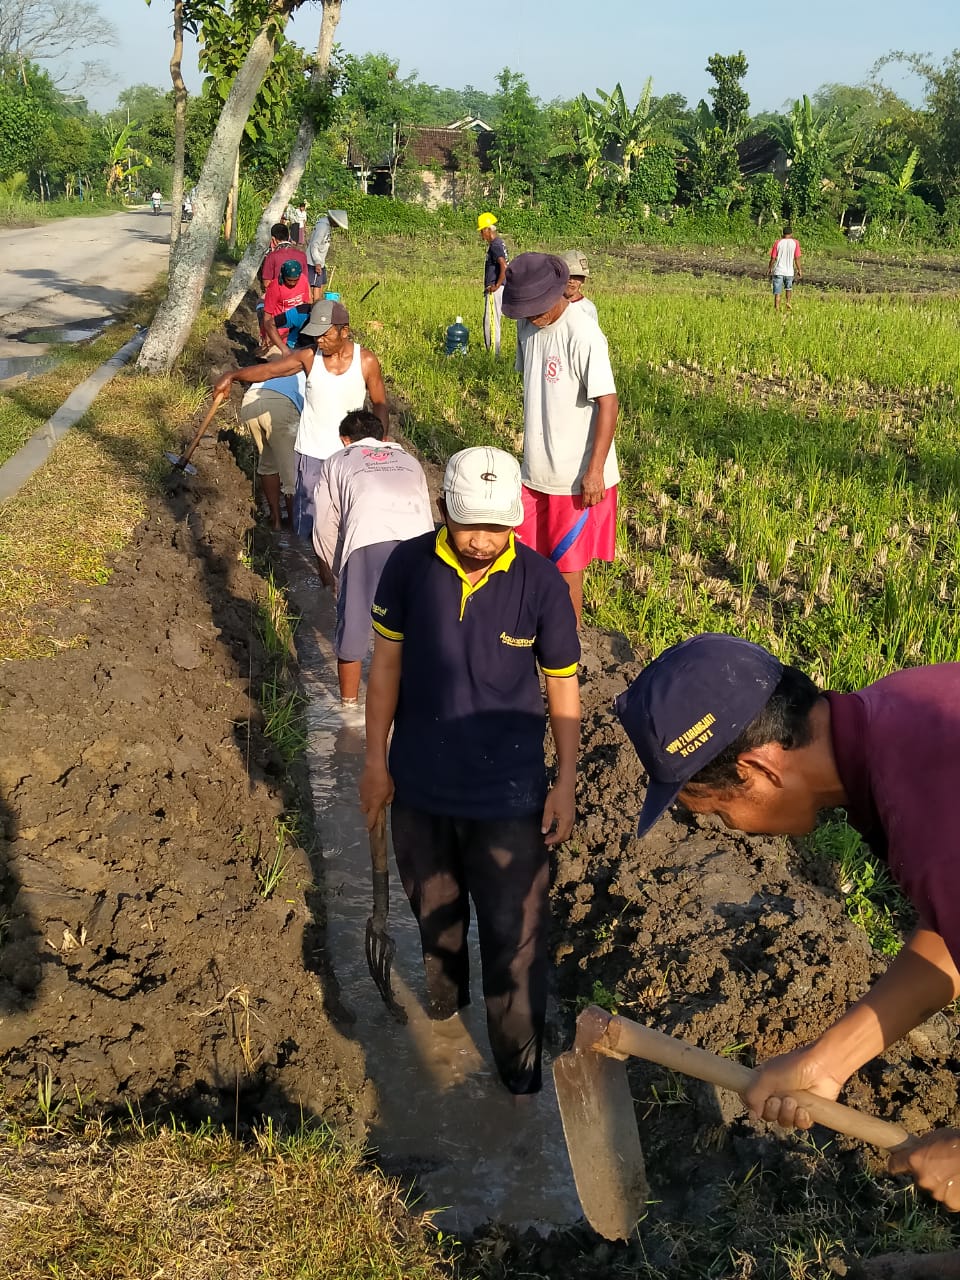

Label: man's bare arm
[361,348,390,433]
[580,392,618,507]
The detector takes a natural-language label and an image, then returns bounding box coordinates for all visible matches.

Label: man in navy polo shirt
[615,633,960,1210]
[359,446,581,1096]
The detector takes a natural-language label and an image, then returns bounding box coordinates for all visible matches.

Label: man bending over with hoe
[359,446,580,1096]
[615,632,960,1210]
[312,409,433,705]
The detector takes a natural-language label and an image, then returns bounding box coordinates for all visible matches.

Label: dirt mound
[0,427,366,1131]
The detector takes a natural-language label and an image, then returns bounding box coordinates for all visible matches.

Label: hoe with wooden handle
[553,1005,913,1242]
[164,389,227,476]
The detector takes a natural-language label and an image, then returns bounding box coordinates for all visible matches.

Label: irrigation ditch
[1,288,959,1277]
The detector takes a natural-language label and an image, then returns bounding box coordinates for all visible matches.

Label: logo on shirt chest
[544,355,563,384]
[500,632,534,648]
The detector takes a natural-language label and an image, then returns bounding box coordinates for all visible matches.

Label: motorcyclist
[150,188,162,215]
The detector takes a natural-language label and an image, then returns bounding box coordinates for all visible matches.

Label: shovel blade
[553,1046,649,1241]
[163,451,197,476]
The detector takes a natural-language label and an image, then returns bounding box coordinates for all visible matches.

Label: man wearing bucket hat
[614,632,960,1210]
[561,248,598,323]
[359,445,581,1096]
[213,297,388,540]
[478,212,509,355]
[307,208,348,301]
[502,251,619,627]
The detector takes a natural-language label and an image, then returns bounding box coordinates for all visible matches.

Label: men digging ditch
[501,251,619,628]
[615,632,960,1210]
[358,445,581,1096]
[214,299,388,542]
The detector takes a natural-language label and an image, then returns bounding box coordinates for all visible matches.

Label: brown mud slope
[475,632,960,1277]
[0,422,366,1131]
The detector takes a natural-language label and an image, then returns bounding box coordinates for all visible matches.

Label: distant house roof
[737,132,788,177]
[346,124,497,174]
[445,114,494,133]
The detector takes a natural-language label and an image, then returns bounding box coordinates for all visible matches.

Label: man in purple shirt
[614,633,960,1211]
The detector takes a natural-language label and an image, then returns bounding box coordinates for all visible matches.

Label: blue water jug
[445,316,469,356]
[324,291,341,302]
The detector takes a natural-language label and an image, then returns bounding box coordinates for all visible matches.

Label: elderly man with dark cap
[359,445,581,1097]
[615,632,960,1213]
[502,251,619,627]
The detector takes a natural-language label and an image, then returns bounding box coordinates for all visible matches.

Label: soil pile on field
[0,421,365,1130]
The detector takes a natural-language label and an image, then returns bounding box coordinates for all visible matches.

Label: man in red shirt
[260,222,308,287]
[615,633,960,1211]
[261,259,311,356]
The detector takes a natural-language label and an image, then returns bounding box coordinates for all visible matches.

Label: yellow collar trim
[435,526,516,621]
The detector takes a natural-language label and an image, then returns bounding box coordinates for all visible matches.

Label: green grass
[0,1108,456,1279]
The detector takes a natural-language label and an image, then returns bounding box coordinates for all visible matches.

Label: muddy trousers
[390,803,549,1094]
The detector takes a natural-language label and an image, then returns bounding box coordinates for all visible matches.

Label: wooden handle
[179,390,226,466]
[577,1006,912,1152]
[369,809,389,927]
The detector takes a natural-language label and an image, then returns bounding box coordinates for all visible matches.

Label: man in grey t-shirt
[313,409,433,703]
[502,252,619,626]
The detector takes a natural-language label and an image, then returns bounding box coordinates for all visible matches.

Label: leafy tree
[679,102,742,210]
[706,51,749,140]
[0,0,116,91]
[875,49,960,205]
[489,67,547,200]
[773,95,838,218]
[138,0,314,374]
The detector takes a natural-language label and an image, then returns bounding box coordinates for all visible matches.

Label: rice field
[338,236,960,689]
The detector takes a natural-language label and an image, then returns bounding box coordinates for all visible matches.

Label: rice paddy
[339,235,960,689]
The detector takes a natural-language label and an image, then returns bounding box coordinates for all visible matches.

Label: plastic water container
[445,316,469,356]
[324,291,341,302]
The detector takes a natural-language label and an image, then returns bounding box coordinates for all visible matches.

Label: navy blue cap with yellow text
[614,634,783,837]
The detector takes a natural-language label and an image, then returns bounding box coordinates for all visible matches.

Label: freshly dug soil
[0,373,367,1133]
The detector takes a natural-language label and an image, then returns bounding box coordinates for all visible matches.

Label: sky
[85,0,954,116]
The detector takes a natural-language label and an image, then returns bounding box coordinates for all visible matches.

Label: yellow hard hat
[477,212,497,230]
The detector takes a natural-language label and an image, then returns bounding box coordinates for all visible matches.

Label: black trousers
[390,803,550,1095]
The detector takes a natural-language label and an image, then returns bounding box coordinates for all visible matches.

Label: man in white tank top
[213,298,388,540]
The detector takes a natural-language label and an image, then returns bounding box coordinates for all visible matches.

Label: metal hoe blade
[553,1045,648,1240]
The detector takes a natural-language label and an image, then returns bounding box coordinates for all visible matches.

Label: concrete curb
[0,328,147,504]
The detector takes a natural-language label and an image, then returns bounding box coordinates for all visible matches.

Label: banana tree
[102,119,152,196]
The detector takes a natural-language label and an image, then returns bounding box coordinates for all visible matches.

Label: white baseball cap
[441,446,523,526]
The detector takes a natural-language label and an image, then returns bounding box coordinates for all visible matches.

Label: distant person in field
[560,249,597,323]
[213,300,388,543]
[359,446,581,1097]
[293,200,308,246]
[312,410,433,704]
[307,209,349,301]
[238,368,305,530]
[501,252,619,628]
[616,632,960,1214]
[478,212,508,355]
[768,224,802,311]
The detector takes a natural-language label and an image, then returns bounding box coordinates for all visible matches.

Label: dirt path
[0,210,170,356]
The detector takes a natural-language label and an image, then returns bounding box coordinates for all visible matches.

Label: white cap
[441,446,523,527]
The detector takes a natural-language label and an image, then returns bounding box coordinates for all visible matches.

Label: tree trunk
[138,1,297,375]
[169,0,187,251]
[219,0,343,319]
[225,146,240,251]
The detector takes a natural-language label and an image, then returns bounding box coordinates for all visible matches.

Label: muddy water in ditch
[282,543,583,1235]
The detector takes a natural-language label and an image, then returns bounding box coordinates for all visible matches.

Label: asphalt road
[0,208,171,354]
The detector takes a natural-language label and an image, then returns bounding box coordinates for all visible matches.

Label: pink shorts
[517,485,617,572]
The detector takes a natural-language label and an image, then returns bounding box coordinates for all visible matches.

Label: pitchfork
[364,808,406,1024]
